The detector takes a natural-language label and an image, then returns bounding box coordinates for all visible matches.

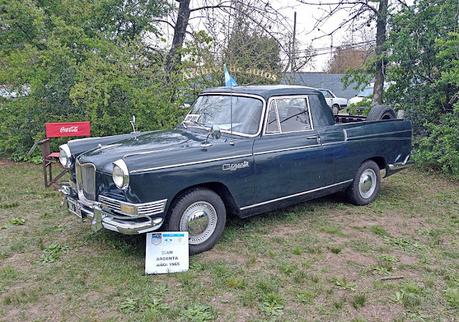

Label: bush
[0,0,186,160]
[413,114,459,179]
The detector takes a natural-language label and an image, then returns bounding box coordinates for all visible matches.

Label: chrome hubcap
[180,201,218,245]
[359,169,377,199]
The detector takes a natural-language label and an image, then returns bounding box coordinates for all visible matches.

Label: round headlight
[59,144,72,168]
[112,159,129,190]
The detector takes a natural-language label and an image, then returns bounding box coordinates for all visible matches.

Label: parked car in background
[318,88,348,115]
[58,85,412,255]
[348,85,373,106]
[348,82,395,107]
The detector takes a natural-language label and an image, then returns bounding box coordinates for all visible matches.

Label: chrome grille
[99,195,167,217]
[76,161,96,201]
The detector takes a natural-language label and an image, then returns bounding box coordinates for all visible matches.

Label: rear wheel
[346,160,381,205]
[166,188,226,255]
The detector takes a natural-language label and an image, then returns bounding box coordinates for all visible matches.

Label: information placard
[145,232,189,274]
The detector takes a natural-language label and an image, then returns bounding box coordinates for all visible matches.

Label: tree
[164,0,296,73]
[326,45,372,73]
[298,0,407,104]
[0,0,182,159]
[385,0,459,178]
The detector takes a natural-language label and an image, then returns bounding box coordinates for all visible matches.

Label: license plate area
[67,198,83,219]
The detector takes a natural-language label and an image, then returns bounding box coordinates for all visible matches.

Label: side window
[266,101,280,133]
[276,98,311,132]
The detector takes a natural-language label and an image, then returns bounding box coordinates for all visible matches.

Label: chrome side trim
[347,130,412,140]
[347,137,411,142]
[240,179,353,210]
[253,144,322,156]
[130,153,253,174]
[99,195,167,217]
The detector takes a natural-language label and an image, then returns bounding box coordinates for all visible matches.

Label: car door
[251,96,326,204]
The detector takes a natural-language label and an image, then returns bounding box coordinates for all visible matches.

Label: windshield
[184,95,263,135]
[358,87,373,97]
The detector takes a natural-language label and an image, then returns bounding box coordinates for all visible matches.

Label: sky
[159,0,376,72]
[275,1,373,71]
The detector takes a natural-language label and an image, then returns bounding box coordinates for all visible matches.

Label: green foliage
[332,277,356,291]
[296,290,317,304]
[260,292,284,316]
[180,304,215,322]
[386,1,459,178]
[0,0,185,160]
[224,26,282,85]
[392,282,424,308]
[346,99,372,116]
[413,114,459,179]
[40,242,69,263]
[444,287,459,308]
[369,225,388,237]
[351,294,366,309]
[8,217,26,225]
[343,0,459,178]
[119,297,139,314]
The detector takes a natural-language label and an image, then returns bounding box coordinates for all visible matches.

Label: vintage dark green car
[59,85,412,254]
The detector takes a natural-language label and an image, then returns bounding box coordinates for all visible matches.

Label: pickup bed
[58,85,412,254]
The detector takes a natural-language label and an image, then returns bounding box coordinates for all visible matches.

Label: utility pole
[291,11,297,72]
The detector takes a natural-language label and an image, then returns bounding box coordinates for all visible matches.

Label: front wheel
[346,160,381,205]
[166,188,226,255]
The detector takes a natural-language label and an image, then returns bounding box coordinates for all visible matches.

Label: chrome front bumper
[60,184,165,235]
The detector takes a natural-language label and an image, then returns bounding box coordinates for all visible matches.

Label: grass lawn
[0,161,458,321]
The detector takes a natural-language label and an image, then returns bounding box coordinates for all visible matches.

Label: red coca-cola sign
[45,122,90,138]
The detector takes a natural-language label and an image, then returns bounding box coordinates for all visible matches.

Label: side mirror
[179,103,191,109]
[210,125,221,139]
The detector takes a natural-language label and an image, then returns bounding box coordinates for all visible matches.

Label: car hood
[77,129,210,173]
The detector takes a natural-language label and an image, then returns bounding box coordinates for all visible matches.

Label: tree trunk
[373,0,388,105]
[166,0,191,73]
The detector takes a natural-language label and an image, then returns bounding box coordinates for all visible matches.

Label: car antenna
[224,63,237,144]
[230,87,233,137]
